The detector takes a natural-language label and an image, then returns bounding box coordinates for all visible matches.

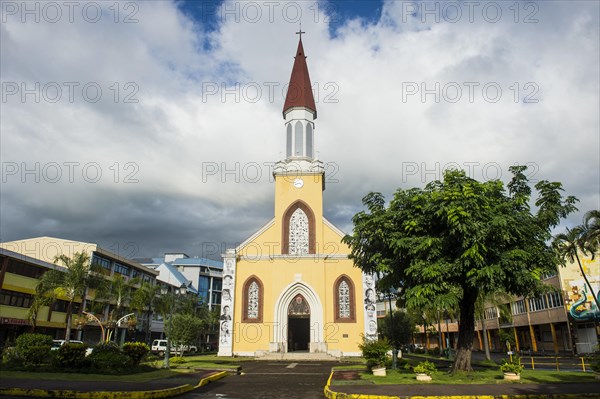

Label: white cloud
[1,0,598,255]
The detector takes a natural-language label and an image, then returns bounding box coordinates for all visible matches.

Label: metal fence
[520,356,595,372]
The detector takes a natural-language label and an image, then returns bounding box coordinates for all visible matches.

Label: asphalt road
[187,361,340,399]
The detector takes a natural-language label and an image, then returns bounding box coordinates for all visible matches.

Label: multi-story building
[0,236,159,346]
[475,252,599,355]
[135,253,223,310]
[409,252,599,355]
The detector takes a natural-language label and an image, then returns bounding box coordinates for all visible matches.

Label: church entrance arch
[288,294,310,351]
[272,281,326,353]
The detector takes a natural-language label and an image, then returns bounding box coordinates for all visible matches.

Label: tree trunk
[482,318,491,361]
[145,308,152,344]
[452,288,477,373]
[65,300,73,342]
[437,312,443,354]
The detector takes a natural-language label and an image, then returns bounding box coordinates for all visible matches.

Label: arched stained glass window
[243,276,263,323]
[248,281,259,319]
[334,275,355,322]
[289,208,309,255]
[338,281,350,318]
[282,201,315,255]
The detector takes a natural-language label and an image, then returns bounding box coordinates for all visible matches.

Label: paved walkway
[2,362,600,399]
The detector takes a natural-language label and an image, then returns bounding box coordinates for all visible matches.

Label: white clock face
[293,178,304,188]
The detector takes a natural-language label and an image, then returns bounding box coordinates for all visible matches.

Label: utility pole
[388,292,398,369]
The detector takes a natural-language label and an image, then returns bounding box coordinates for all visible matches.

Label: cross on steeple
[296,23,305,40]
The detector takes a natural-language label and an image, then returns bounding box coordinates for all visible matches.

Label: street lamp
[161,283,187,369]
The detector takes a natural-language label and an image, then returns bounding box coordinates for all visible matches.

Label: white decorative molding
[218,249,236,357]
[237,253,349,261]
[235,219,275,252]
[322,217,348,238]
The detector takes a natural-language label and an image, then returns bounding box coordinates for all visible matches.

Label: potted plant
[358,335,391,377]
[413,360,436,381]
[500,359,524,380]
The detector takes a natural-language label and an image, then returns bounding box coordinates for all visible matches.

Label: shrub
[56,343,89,369]
[427,347,441,356]
[122,342,149,366]
[499,359,524,374]
[413,360,437,375]
[15,333,53,367]
[2,346,22,368]
[358,335,391,369]
[89,342,131,372]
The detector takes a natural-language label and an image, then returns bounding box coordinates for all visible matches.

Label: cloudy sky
[1,0,598,260]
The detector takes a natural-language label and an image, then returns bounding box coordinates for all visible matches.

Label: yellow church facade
[217,38,376,357]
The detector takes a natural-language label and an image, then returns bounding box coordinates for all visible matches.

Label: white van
[151,339,197,356]
[51,340,93,356]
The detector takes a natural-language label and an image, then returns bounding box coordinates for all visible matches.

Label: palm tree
[27,283,56,332]
[475,290,512,361]
[35,252,104,342]
[582,210,600,254]
[100,273,140,342]
[130,281,161,343]
[554,226,600,313]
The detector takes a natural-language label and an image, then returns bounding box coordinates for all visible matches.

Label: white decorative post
[362,273,378,340]
[218,249,236,356]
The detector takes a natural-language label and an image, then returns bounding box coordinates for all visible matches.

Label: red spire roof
[283,39,317,118]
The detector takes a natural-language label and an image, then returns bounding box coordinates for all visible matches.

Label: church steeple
[282,34,317,161]
[283,37,317,119]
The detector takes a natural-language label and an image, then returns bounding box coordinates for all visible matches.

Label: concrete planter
[372,367,386,377]
[416,373,432,381]
[503,372,520,381]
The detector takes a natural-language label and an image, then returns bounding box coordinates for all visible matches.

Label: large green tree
[170,313,203,357]
[343,166,577,372]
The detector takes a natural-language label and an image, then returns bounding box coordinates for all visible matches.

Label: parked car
[51,339,93,356]
[151,339,197,356]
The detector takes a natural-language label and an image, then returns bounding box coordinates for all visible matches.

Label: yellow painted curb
[323,370,600,399]
[0,370,229,399]
[196,371,228,388]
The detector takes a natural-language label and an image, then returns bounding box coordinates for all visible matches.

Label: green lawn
[1,354,247,381]
[0,369,183,382]
[332,368,598,385]
[144,353,249,370]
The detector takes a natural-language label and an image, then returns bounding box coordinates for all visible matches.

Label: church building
[217,36,377,358]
